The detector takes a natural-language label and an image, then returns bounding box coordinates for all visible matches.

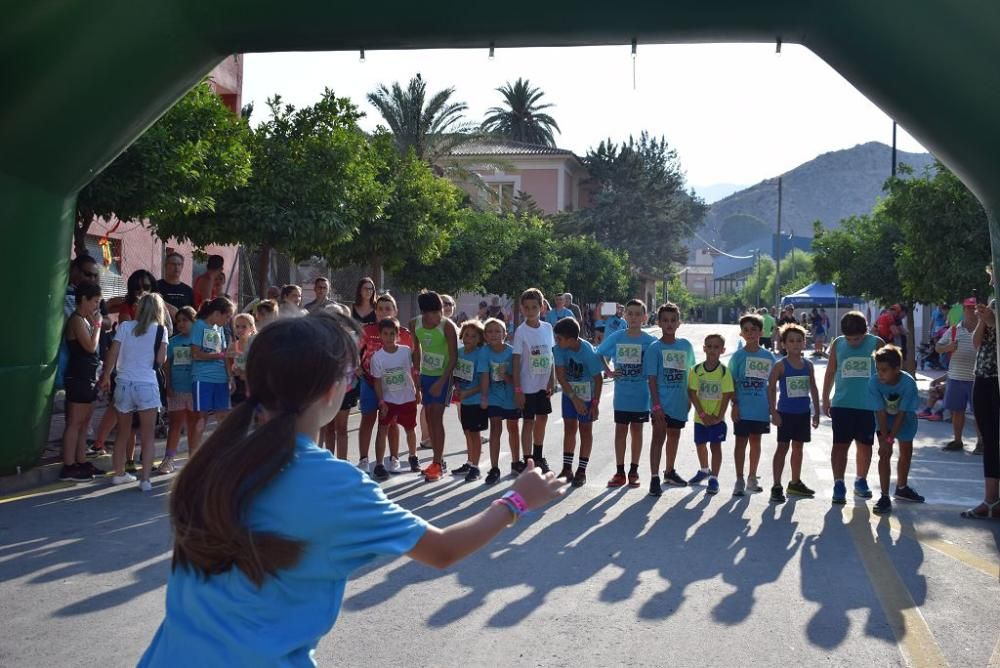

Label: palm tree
[481,78,561,147]
[367,74,475,163]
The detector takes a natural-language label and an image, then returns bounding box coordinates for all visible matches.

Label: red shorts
[379,400,418,429]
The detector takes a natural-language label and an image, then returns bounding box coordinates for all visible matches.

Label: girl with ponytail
[140,311,565,666]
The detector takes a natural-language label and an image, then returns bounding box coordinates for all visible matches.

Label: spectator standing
[963,289,998,518]
[192,254,224,309]
[278,284,306,318]
[304,277,336,314]
[937,298,981,452]
[155,252,194,317]
[563,292,583,324]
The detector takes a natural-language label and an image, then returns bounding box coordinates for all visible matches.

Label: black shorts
[776,411,811,443]
[831,406,875,445]
[615,410,650,425]
[64,376,98,404]
[460,404,489,432]
[734,419,771,437]
[488,406,521,420]
[521,390,552,420]
[654,414,686,430]
[340,386,359,412]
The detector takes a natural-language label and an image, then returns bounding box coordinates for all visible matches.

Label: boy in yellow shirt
[687,333,735,495]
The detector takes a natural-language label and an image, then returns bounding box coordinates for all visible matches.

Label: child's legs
[112,411,133,475]
[773,441,790,483]
[532,414,547,446]
[520,418,534,457]
[388,423,401,459]
[506,418,521,461]
[648,423,667,475]
[63,402,92,465]
[95,405,118,444]
[419,406,429,442]
[665,428,682,472]
[165,409,185,457]
[877,440,893,493]
[628,422,644,466]
[488,417,503,468]
[359,411,377,460]
[856,442,873,479]
[831,443,850,479]
[579,422,594,460]
[427,404,446,461]
[709,441,723,476]
[734,435,749,477]
[790,442,804,481]
[695,443,709,470]
[614,423,628,465]
[333,410,350,459]
[374,422,389,463]
[563,419,578,455]
[137,409,157,480]
[748,433,762,476]
[465,429,481,465]
[404,427,417,458]
[188,412,208,454]
[896,440,913,488]
[184,411,200,455]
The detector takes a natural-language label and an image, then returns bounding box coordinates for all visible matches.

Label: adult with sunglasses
[352,277,377,324]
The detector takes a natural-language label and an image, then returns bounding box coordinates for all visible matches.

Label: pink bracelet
[503,490,528,513]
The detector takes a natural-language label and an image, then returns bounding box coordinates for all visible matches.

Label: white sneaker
[157,456,175,475]
[384,456,402,474]
[733,477,746,496]
[111,473,136,485]
[747,475,763,493]
[358,458,371,474]
[139,479,153,492]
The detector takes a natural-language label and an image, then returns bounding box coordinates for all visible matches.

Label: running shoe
[663,470,688,487]
[706,477,720,495]
[419,439,432,450]
[485,467,501,485]
[649,477,663,497]
[371,464,390,482]
[138,479,153,493]
[607,472,628,488]
[86,444,107,457]
[832,480,847,505]
[358,457,371,474]
[925,413,942,422]
[770,484,786,504]
[572,468,587,487]
[627,470,641,488]
[873,495,892,515]
[452,463,472,476]
[464,466,481,482]
[973,441,984,455]
[893,485,925,503]
[125,459,138,473]
[556,466,574,481]
[688,470,710,485]
[747,475,763,493]
[916,408,932,419]
[854,478,873,499]
[511,460,526,476]
[111,472,137,485]
[732,477,746,497]
[536,457,550,474]
[384,456,402,474]
[59,464,93,481]
[787,480,815,497]
[157,456,176,475]
[408,455,421,472]
[422,462,443,482]
[941,440,964,452]
[79,461,106,478]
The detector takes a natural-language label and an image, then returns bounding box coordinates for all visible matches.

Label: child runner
[484,317,520,484]
[643,302,695,496]
[412,291,458,482]
[597,298,657,488]
[766,323,820,503]
[228,313,256,407]
[60,281,105,481]
[189,297,236,454]
[687,333,734,495]
[370,318,421,482]
[822,310,884,504]
[729,313,776,496]
[160,306,198,475]
[138,312,565,667]
[869,344,925,514]
[358,294,415,473]
[553,317,604,487]
[253,299,279,329]
[451,320,490,481]
[512,288,556,473]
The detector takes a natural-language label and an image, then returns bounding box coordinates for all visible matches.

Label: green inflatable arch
[2,1,999,472]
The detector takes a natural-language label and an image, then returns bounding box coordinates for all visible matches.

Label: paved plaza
[0,324,997,667]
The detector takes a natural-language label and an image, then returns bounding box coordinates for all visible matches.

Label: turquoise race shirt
[485,344,516,410]
[166,333,194,394]
[190,319,228,384]
[643,338,696,422]
[729,347,776,422]
[868,371,919,440]
[139,435,427,667]
[554,339,604,402]
[454,346,489,405]
[597,328,657,412]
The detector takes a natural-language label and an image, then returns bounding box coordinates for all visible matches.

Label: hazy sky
[243,44,927,191]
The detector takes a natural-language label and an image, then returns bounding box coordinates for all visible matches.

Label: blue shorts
[360,377,379,414]
[488,406,521,420]
[944,379,973,412]
[876,412,919,441]
[562,395,596,423]
[694,421,727,444]
[192,381,230,413]
[421,374,452,406]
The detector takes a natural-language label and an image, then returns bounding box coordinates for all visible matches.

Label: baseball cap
[963,297,977,307]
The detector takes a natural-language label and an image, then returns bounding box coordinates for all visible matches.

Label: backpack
[153,325,167,405]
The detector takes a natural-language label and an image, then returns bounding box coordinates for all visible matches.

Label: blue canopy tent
[781,282,862,307]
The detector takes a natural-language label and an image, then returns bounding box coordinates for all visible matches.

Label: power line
[692,231,755,259]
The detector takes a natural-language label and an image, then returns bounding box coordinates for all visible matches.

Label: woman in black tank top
[61,282,105,481]
[352,277,377,324]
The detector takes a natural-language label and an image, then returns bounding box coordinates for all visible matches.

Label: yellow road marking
[846,507,949,668]
[874,515,999,580]
[0,481,75,504]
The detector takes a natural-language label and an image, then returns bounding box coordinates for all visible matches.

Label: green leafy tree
[563,132,707,275]
[481,78,561,147]
[484,217,568,298]
[511,190,545,219]
[739,254,775,308]
[559,236,632,307]
[664,274,695,315]
[763,250,815,305]
[76,81,252,255]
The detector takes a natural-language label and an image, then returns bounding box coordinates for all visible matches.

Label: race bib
[786,375,810,398]
[570,381,592,402]
[422,351,445,373]
[617,343,642,365]
[744,357,773,381]
[490,361,507,383]
[699,379,723,401]
[530,346,552,375]
[454,358,475,382]
[840,357,871,379]
[172,346,192,367]
[234,351,247,372]
[662,350,688,371]
[202,328,222,353]
[384,366,407,389]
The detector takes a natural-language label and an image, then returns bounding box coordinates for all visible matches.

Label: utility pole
[774,176,783,310]
[891,121,897,178]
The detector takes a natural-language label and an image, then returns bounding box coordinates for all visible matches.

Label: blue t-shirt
[730,347,776,422]
[832,334,880,410]
[545,307,575,325]
[776,357,814,414]
[139,435,427,667]
[454,346,488,405]
[190,319,228,384]
[554,339,604,402]
[643,338,696,422]
[868,371,919,440]
[485,344,516,410]
[167,333,194,394]
[604,315,626,335]
[597,329,657,412]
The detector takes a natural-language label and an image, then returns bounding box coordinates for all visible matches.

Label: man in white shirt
[937,297,981,452]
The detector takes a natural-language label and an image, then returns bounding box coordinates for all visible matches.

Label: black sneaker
[86,444,107,457]
[873,495,892,515]
[511,460,526,476]
[59,464,93,481]
[663,469,688,487]
[464,466,481,482]
[408,455,421,472]
[556,465,574,481]
[536,457,550,474]
[786,480,815,497]
[770,484,786,504]
[942,440,964,452]
[485,467,501,485]
[572,468,587,487]
[973,441,984,455]
[649,477,663,497]
[79,461,106,478]
[893,485,925,503]
[452,463,472,476]
[371,464,390,482]
[125,459,138,473]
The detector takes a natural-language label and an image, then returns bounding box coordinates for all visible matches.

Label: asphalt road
[1,323,997,667]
